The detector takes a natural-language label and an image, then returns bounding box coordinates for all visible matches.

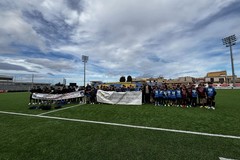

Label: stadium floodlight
[222,34,237,88]
[31,74,34,88]
[82,55,89,87]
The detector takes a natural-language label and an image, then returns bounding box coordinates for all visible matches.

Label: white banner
[97,90,142,105]
[32,91,85,100]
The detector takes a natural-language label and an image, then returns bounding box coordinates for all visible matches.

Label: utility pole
[222,35,237,88]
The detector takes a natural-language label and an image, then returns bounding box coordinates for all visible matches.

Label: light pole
[222,34,237,88]
[31,74,34,88]
[82,55,89,87]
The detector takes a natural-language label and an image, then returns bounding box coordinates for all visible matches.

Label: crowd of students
[28,85,84,106]
[149,82,217,110]
[29,82,217,110]
[29,85,80,94]
[87,82,217,110]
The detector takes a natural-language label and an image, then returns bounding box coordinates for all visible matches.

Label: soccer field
[0,90,240,160]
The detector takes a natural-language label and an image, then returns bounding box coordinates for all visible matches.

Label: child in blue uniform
[176,85,182,107]
[167,87,172,106]
[158,87,164,106]
[163,87,168,106]
[206,82,217,110]
[153,86,159,106]
[191,85,198,107]
[170,86,177,106]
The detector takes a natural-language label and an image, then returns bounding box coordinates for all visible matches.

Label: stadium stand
[0,75,50,92]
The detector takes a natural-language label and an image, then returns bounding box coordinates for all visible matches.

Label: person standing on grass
[78,86,85,104]
[176,84,182,107]
[143,84,152,104]
[206,82,217,110]
[29,86,36,105]
[153,86,159,106]
[158,86,164,106]
[170,85,177,106]
[85,84,92,104]
[139,85,144,104]
[162,87,168,106]
[181,85,188,108]
[167,86,172,106]
[197,83,207,108]
[191,85,198,107]
[90,87,97,104]
[187,85,192,107]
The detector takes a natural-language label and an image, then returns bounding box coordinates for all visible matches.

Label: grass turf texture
[0,90,240,159]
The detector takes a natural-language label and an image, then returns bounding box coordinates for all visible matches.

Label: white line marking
[219,157,237,160]
[0,110,240,140]
[38,104,84,116]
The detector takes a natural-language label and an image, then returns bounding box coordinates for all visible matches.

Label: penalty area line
[0,110,240,140]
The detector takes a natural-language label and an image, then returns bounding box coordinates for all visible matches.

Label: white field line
[0,110,240,140]
[38,104,84,116]
[219,157,237,160]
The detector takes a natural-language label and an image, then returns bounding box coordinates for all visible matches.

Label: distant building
[236,78,240,83]
[177,76,195,84]
[205,70,238,83]
[165,79,181,85]
[205,71,227,83]
[147,77,167,83]
[132,78,148,83]
[162,76,194,85]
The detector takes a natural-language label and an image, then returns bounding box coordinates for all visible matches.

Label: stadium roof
[0,75,13,81]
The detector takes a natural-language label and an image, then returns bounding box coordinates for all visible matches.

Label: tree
[127,75,132,82]
[120,76,126,82]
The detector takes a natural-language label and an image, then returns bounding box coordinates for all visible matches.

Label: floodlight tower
[222,34,237,87]
[31,74,34,88]
[82,55,89,87]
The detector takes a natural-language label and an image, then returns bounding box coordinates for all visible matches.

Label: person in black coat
[142,84,152,104]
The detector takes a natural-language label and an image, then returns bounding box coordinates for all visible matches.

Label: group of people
[29,82,217,110]
[29,85,84,106]
[143,82,217,110]
[86,82,217,110]
[29,85,80,94]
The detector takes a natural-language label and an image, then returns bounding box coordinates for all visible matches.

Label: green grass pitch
[0,90,240,160]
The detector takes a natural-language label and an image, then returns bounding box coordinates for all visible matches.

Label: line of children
[153,83,217,109]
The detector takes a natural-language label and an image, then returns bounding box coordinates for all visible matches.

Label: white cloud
[0,0,240,85]
[0,11,46,54]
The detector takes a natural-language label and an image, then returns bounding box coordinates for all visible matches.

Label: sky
[0,0,240,85]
